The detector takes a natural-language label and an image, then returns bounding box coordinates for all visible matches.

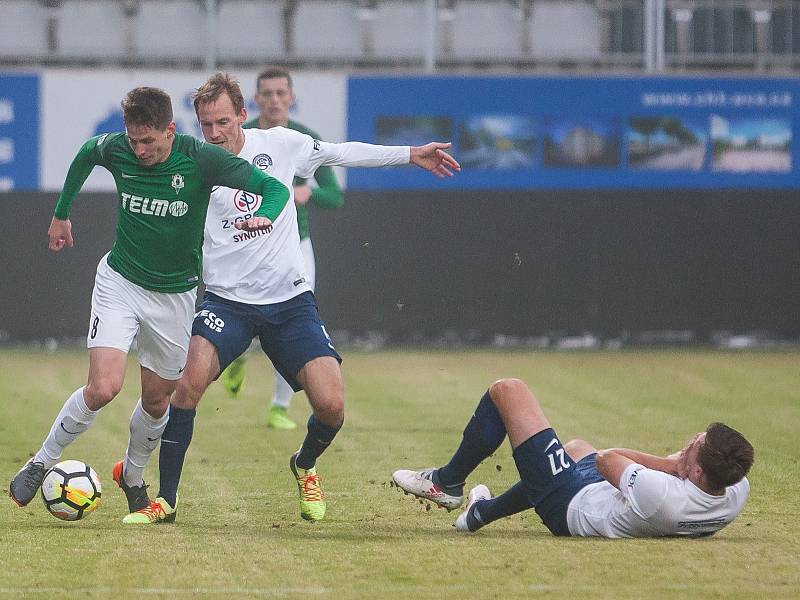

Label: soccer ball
[40,460,102,521]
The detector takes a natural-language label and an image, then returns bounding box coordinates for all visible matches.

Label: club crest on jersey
[171,173,185,194]
[169,201,189,217]
[253,154,273,171]
[234,190,261,213]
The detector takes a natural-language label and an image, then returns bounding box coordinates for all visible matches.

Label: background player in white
[393,378,753,538]
[126,72,460,523]
[222,67,345,431]
[8,86,287,519]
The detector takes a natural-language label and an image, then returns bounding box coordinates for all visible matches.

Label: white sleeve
[619,463,670,519]
[726,476,750,506]
[295,137,410,178]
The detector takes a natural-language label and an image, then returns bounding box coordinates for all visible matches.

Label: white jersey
[566,463,750,538]
[203,127,409,304]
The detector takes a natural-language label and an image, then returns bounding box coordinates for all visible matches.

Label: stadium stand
[134,0,208,62]
[0,0,50,60]
[0,0,797,71]
[446,0,525,62]
[369,1,428,61]
[291,0,365,60]
[217,0,285,61]
[529,1,601,61]
[56,0,133,61]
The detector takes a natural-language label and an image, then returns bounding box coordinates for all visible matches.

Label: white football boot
[391,468,463,510]
[454,484,492,532]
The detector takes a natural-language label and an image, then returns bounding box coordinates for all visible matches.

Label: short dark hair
[121,87,173,130]
[256,66,293,90]
[698,422,754,490]
[193,72,245,114]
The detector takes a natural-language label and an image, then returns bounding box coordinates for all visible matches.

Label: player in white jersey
[393,378,753,538]
[221,66,347,431]
[123,72,460,524]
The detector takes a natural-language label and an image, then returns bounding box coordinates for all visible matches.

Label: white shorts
[88,253,197,380]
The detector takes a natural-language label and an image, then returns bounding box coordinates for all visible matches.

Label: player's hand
[671,432,702,478]
[48,217,74,252]
[293,185,312,206]
[664,453,682,477]
[234,216,273,232]
[410,142,461,178]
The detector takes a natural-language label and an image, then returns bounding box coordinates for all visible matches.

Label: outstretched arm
[302,138,460,178]
[409,142,461,178]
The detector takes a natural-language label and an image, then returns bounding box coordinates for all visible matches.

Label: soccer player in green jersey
[221,67,343,430]
[8,87,289,522]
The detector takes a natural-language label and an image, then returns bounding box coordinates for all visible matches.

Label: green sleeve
[308,165,344,209]
[247,170,291,221]
[194,140,290,220]
[53,137,103,219]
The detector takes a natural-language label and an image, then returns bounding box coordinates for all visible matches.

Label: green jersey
[243,117,343,239]
[54,132,289,293]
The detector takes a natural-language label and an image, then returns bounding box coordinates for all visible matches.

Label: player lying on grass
[393,378,753,538]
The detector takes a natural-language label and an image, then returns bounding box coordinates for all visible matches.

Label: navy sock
[157,406,196,508]
[295,415,342,470]
[470,481,530,528]
[437,391,506,489]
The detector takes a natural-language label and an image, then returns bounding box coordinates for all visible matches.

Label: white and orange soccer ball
[40,460,102,521]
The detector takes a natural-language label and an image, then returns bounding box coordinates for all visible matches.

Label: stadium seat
[794,8,800,55]
[448,0,525,61]
[56,0,132,60]
[134,0,207,61]
[217,0,285,61]
[770,8,792,54]
[0,0,50,59]
[530,1,601,60]
[369,1,428,61]
[291,0,364,60]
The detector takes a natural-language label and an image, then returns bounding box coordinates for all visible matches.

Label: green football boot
[289,452,326,521]
[268,405,297,430]
[122,496,177,524]
[221,355,247,398]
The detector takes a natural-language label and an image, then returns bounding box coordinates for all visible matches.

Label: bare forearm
[604,448,678,476]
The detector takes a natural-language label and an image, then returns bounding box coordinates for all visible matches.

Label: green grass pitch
[0,349,798,598]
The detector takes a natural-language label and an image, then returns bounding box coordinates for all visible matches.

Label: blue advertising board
[347,76,799,190]
[0,74,39,190]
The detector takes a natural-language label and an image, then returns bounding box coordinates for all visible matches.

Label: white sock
[36,387,98,468]
[271,369,295,409]
[123,398,168,488]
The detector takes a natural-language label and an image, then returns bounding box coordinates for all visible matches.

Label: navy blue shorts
[192,291,342,391]
[512,429,605,536]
